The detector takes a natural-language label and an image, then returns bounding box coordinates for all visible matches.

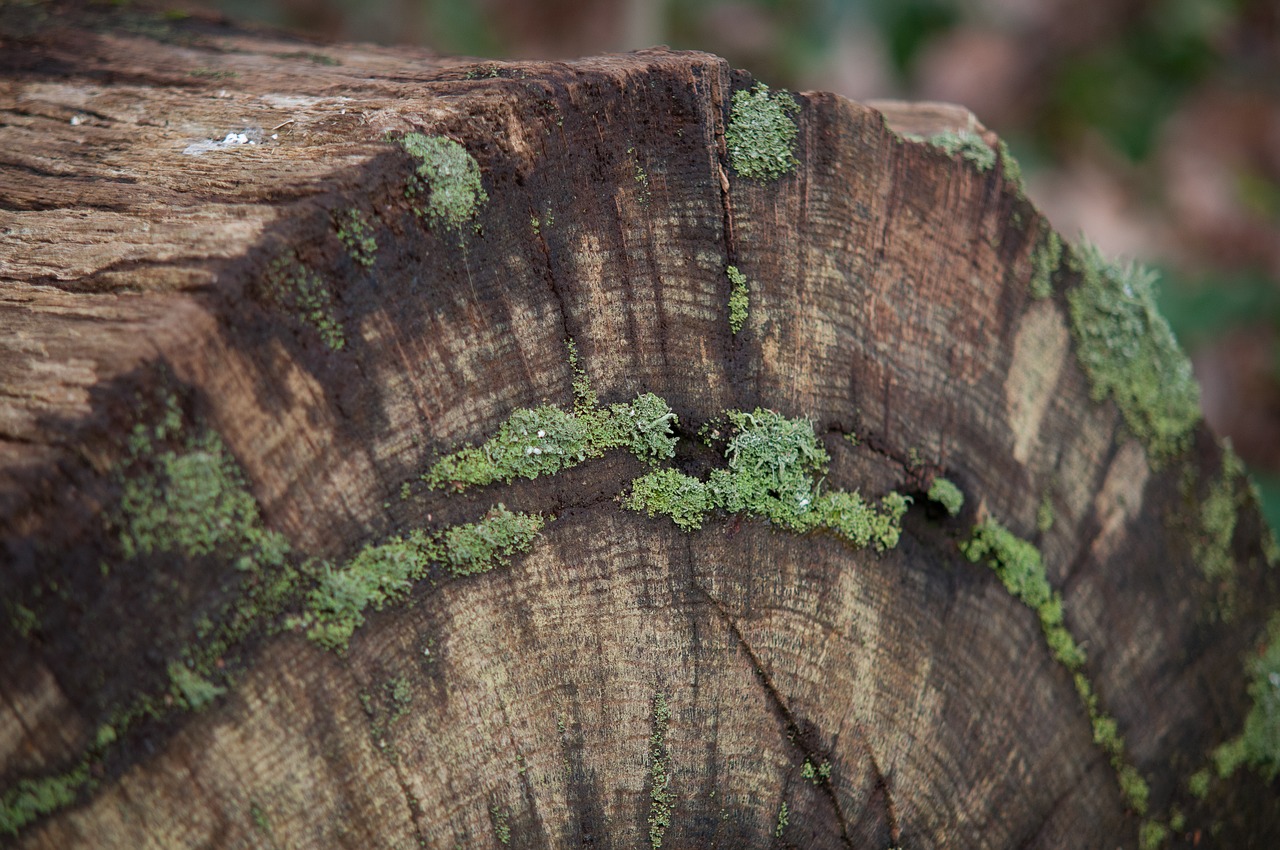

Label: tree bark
[1,3,1277,848]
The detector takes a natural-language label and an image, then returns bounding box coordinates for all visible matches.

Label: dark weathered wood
[2,4,1277,848]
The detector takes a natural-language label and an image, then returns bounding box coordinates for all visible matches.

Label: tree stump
[1,4,1277,848]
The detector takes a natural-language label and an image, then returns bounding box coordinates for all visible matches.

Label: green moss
[927,477,964,516]
[997,139,1024,192]
[727,265,749,334]
[490,805,511,845]
[1037,493,1055,532]
[335,207,377,268]
[0,765,90,837]
[167,661,225,710]
[625,408,908,551]
[1030,229,1063,300]
[1066,242,1200,460]
[1193,443,1246,620]
[401,133,488,230]
[305,531,439,651]
[648,693,673,849]
[1213,613,1280,781]
[262,257,345,351]
[963,519,1151,814]
[725,82,800,181]
[1187,768,1211,799]
[1139,818,1169,850]
[626,468,712,531]
[1169,806,1186,833]
[924,129,996,173]
[774,800,789,837]
[444,504,544,577]
[800,758,830,784]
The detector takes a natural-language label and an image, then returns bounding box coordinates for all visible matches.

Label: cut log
[1,4,1277,848]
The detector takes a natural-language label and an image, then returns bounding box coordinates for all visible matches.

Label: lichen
[997,138,1024,192]
[727,265,749,334]
[0,765,90,837]
[800,758,831,784]
[725,82,800,181]
[927,477,964,517]
[1212,613,1280,782]
[923,129,996,173]
[262,256,345,351]
[167,661,225,711]
[1066,242,1200,460]
[335,207,377,268]
[422,347,677,492]
[624,408,909,552]
[1139,818,1169,850]
[444,504,545,577]
[401,133,488,230]
[648,693,673,849]
[962,519,1149,815]
[490,805,511,845]
[1192,442,1246,620]
[774,800,789,837]
[1037,493,1055,532]
[1030,228,1063,299]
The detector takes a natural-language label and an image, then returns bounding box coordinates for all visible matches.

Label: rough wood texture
[2,3,1278,848]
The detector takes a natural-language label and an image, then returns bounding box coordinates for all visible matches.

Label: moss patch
[625,408,909,551]
[168,661,226,711]
[1066,242,1200,461]
[648,693,673,849]
[1192,442,1247,620]
[725,82,800,181]
[927,477,964,517]
[0,765,90,837]
[262,256,345,351]
[1212,613,1280,782]
[923,129,996,173]
[401,133,488,230]
[963,519,1149,814]
[726,265,749,334]
[444,504,545,577]
[1030,228,1063,300]
[335,207,377,268]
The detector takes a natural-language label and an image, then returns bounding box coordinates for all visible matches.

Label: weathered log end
[2,4,1278,848]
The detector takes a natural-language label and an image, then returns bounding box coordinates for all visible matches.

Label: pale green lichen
[490,805,511,845]
[924,129,996,173]
[1212,613,1280,782]
[1066,242,1200,460]
[727,265,749,334]
[625,408,909,551]
[800,758,831,784]
[928,477,964,517]
[997,138,1024,192]
[0,765,90,837]
[168,661,225,711]
[648,693,673,849]
[304,531,439,651]
[774,800,789,837]
[1139,818,1169,850]
[444,504,545,577]
[335,207,377,268]
[401,133,488,230]
[1193,442,1246,620]
[626,468,712,531]
[262,257,345,351]
[725,82,800,181]
[423,346,677,491]
[1030,228,1063,299]
[963,519,1149,815]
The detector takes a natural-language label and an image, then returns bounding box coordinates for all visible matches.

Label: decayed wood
[2,4,1278,848]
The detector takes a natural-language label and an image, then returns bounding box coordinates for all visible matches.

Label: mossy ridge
[303,505,544,651]
[920,129,996,173]
[725,82,800,181]
[0,764,91,837]
[648,692,673,849]
[400,132,488,231]
[1210,612,1280,783]
[626,408,909,552]
[1029,227,1063,300]
[1066,241,1200,461]
[334,207,376,268]
[962,519,1152,820]
[423,344,677,492]
[261,255,345,351]
[726,265,749,334]
[927,477,964,517]
[1186,442,1249,621]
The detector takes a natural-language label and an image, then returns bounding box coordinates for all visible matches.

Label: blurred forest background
[204,0,1280,531]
